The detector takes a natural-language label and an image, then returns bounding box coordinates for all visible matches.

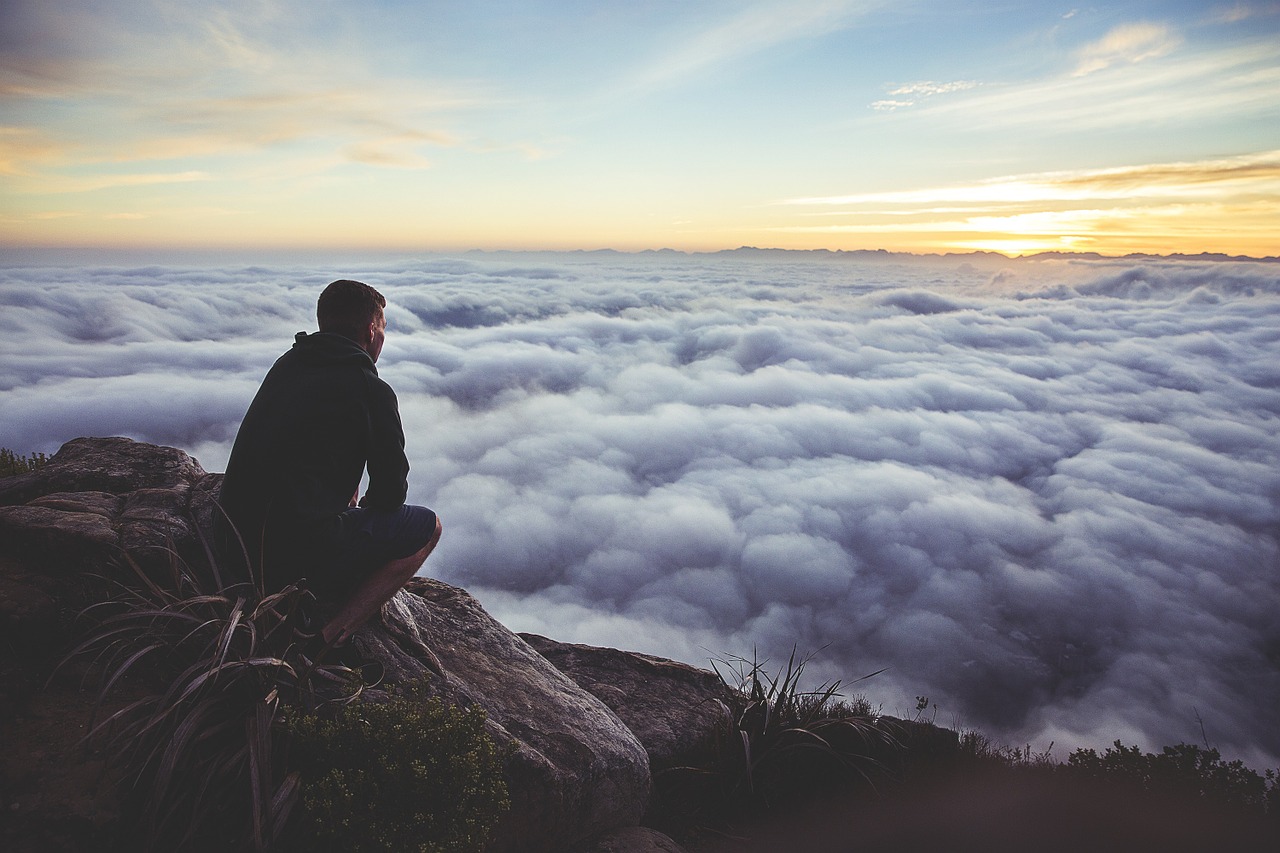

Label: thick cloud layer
[3,250,1278,768]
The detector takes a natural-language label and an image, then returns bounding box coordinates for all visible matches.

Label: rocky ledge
[0,437,739,853]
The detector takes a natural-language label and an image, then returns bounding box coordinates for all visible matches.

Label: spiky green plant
[714,648,885,803]
[653,647,886,835]
[62,544,365,851]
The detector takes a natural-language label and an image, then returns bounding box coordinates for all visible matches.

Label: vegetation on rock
[652,649,885,837]
[651,651,1280,848]
[281,686,509,853]
[1062,741,1278,814]
[57,529,507,852]
[61,545,363,850]
[8,441,1278,851]
[0,447,48,477]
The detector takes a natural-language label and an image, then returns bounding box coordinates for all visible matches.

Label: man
[218,279,441,652]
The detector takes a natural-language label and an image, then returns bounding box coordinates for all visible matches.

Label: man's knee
[401,515,440,570]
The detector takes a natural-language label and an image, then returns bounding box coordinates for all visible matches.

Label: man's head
[318,279,387,362]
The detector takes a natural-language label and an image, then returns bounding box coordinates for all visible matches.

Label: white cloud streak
[882,35,1280,130]
[3,251,1279,771]
[872,80,978,110]
[1072,21,1182,77]
[781,150,1280,207]
[627,0,879,93]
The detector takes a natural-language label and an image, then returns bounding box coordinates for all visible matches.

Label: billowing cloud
[2,250,1278,771]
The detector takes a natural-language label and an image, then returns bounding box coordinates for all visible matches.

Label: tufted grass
[651,647,888,839]
[58,538,367,851]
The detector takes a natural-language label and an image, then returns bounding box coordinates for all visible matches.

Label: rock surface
[0,436,662,853]
[520,634,735,772]
[572,826,688,853]
[363,581,651,852]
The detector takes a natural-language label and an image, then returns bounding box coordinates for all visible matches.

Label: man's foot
[299,635,385,686]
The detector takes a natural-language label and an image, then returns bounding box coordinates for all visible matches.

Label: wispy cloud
[0,1,476,182]
[628,0,879,93]
[774,201,1279,237]
[34,171,214,194]
[136,90,463,160]
[782,150,1280,207]
[1206,3,1277,24]
[871,79,977,110]
[0,127,64,176]
[1072,21,1182,76]
[869,99,915,111]
[776,151,1280,254]
[889,37,1280,130]
[341,136,436,169]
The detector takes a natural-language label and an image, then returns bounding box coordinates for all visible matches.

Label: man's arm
[360,379,410,510]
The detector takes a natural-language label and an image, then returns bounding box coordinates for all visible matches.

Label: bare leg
[322,515,442,646]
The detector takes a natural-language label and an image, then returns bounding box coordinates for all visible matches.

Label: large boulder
[0,437,650,852]
[0,437,205,506]
[360,581,651,852]
[519,634,735,773]
[0,437,220,588]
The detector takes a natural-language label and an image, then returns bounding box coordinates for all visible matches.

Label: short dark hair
[317,279,386,341]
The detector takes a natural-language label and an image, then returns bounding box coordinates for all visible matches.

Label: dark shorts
[311,503,438,599]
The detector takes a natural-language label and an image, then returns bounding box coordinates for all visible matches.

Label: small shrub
[281,686,509,853]
[0,447,49,477]
[1063,741,1278,814]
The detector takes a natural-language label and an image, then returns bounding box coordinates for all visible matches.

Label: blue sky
[3,0,1278,254]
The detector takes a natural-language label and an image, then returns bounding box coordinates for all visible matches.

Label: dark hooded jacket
[217,331,410,589]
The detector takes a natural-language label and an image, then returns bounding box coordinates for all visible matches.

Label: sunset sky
[3,0,1278,257]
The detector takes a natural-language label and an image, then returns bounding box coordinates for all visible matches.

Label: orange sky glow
[3,2,1278,258]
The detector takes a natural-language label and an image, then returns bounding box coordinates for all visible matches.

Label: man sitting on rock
[218,279,441,660]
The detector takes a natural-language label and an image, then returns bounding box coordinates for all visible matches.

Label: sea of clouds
[2,249,1278,768]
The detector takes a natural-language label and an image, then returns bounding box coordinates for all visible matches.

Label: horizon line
[3,243,1278,264]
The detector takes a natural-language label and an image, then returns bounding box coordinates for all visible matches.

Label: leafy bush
[0,447,49,477]
[1064,741,1278,814]
[281,686,509,853]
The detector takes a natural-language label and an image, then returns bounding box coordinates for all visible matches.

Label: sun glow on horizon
[1,2,1277,257]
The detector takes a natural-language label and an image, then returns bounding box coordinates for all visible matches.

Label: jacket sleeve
[360,378,411,510]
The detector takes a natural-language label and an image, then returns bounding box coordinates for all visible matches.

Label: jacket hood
[290,331,378,373]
